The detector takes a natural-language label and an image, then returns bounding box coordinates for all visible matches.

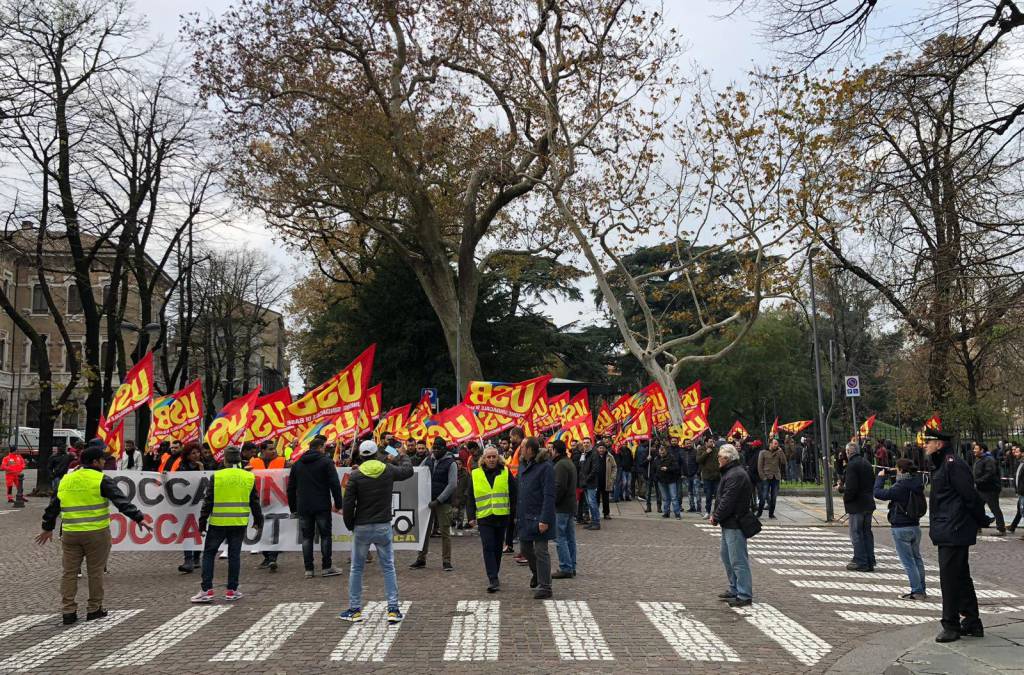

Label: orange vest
[170,457,182,472]
[249,457,285,470]
[158,452,171,472]
[508,447,520,477]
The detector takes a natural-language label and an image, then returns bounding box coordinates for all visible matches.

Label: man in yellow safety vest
[466,445,517,593]
[191,445,263,603]
[37,443,152,625]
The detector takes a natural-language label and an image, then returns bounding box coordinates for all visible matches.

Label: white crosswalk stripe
[751,550,907,562]
[0,614,54,641]
[790,579,1017,598]
[749,544,877,553]
[91,606,231,669]
[545,600,614,660]
[836,610,932,625]
[810,594,939,612]
[637,601,741,663]
[331,602,410,662]
[0,610,142,672]
[211,602,321,662]
[754,557,938,572]
[732,602,831,666]
[444,600,499,661]
[775,568,941,584]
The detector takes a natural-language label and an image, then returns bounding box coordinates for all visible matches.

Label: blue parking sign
[421,387,439,412]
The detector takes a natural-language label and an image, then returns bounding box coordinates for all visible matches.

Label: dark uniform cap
[921,428,952,442]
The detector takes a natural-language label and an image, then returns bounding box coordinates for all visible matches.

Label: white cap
[358,440,379,457]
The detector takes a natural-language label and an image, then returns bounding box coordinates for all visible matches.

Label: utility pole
[807,246,834,522]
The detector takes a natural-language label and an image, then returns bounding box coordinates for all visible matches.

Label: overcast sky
[139,1,770,328]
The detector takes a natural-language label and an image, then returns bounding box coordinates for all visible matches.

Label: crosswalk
[0,524,1019,672]
[692,523,1022,631]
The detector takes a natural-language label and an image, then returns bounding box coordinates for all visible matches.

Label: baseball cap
[358,440,379,457]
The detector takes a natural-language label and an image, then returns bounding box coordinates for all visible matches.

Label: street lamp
[807,245,835,522]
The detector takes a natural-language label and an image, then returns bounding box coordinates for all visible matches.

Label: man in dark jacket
[287,435,344,578]
[654,444,681,519]
[340,439,414,623]
[874,458,927,599]
[1009,444,1023,536]
[925,429,990,643]
[410,436,457,571]
[679,439,700,513]
[710,444,753,607]
[551,440,577,579]
[971,442,1005,535]
[516,437,556,599]
[612,443,633,502]
[579,440,602,530]
[842,442,876,571]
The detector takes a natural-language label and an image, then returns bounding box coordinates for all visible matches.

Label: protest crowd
[18,345,1022,646]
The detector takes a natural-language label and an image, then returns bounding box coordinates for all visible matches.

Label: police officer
[191,446,263,603]
[36,444,151,625]
[923,428,991,643]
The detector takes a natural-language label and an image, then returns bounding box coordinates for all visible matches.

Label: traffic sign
[844,376,861,398]
[421,387,439,412]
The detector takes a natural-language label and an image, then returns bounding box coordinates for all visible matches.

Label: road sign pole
[851,397,859,449]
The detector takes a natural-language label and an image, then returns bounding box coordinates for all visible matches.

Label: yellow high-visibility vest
[57,469,109,532]
[208,467,255,527]
[471,466,510,519]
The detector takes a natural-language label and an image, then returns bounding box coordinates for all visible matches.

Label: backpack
[895,488,927,520]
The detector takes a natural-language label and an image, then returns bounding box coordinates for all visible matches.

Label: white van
[7,427,86,467]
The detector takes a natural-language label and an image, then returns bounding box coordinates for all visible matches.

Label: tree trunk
[33,365,56,494]
[410,256,484,384]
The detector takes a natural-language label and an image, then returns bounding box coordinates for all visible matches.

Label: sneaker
[514,554,528,565]
[502,546,514,554]
[339,608,363,622]
[191,590,215,603]
[408,559,426,569]
[727,597,752,607]
[177,565,194,574]
[387,607,403,624]
[258,559,271,569]
[442,561,454,572]
[486,579,500,593]
[584,524,601,530]
[304,570,315,579]
[533,589,553,599]
[219,551,229,559]
[552,570,573,579]
[321,567,343,577]
[674,514,682,520]
[224,590,243,601]
[717,591,737,600]
[85,609,108,621]
[268,561,278,572]
[662,512,670,519]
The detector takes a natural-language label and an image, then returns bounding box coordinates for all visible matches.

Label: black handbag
[738,511,762,538]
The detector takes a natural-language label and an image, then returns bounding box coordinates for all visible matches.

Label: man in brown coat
[756,438,786,519]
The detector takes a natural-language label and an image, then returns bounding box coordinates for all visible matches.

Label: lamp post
[807,246,834,522]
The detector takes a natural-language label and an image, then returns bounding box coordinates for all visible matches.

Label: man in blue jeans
[340,440,413,623]
[711,444,754,606]
[842,442,877,571]
[550,440,577,578]
[680,440,701,513]
[579,441,602,530]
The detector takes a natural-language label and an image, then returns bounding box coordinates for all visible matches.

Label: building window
[31,285,48,314]
[67,284,82,314]
[62,405,80,430]
[29,336,47,373]
[101,340,109,371]
[102,283,111,307]
[0,332,6,370]
[25,400,40,428]
[65,341,82,372]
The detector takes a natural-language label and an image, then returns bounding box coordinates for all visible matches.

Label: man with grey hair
[843,441,877,572]
[710,443,754,607]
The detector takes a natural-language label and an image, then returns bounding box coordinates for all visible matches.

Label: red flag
[779,420,813,435]
[96,415,126,459]
[107,351,154,426]
[770,417,779,437]
[924,414,941,431]
[562,389,592,424]
[464,375,551,419]
[857,414,877,439]
[594,402,616,435]
[424,403,483,445]
[244,387,293,443]
[375,404,412,444]
[205,387,261,460]
[727,420,749,440]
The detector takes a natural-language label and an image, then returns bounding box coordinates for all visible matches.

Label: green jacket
[696,444,720,480]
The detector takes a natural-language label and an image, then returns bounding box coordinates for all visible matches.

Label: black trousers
[978,490,1005,531]
[478,523,504,583]
[937,545,980,632]
[599,489,610,517]
[299,511,333,571]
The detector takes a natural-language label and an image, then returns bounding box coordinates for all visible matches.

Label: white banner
[106,468,430,551]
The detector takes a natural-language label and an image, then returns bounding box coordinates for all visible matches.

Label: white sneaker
[224,589,243,601]
[190,590,214,603]
[219,551,229,559]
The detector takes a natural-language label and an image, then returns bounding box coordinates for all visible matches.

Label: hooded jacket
[342,453,414,530]
[929,447,988,547]
[874,472,925,527]
[287,449,343,515]
[516,448,556,542]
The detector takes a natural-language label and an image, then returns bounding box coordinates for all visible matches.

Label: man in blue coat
[516,437,556,599]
